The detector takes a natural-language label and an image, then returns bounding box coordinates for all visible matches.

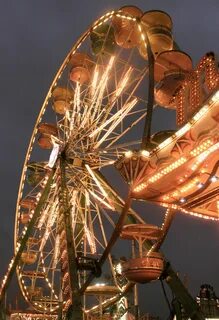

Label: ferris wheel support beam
[94,170,146,224]
[141,30,155,148]
[59,156,83,320]
[149,209,176,253]
[0,169,55,308]
[162,263,205,320]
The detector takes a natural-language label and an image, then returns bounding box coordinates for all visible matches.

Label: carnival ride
[0,5,218,320]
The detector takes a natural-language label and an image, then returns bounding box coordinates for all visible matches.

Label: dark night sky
[0,0,218,318]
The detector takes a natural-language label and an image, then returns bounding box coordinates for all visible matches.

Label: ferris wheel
[0,4,218,320]
[13,7,174,316]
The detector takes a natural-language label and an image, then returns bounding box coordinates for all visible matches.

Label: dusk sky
[0,0,218,318]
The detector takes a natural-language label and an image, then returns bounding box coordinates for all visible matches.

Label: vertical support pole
[132,241,139,320]
[141,30,155,149]
[59,156,83,320]
[99,295,103,318]
[0,305,6,320]
[58,296,63,320]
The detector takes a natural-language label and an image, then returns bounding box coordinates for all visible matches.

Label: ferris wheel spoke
[93,98,139,149]
[39,206,58,252]
[64,61,148,155]
[93,203,118,286]
[66,164,116,213]
[92,80,147,142]
[89,73,140,139]
[103,111,147,149]
[97,139,142,152]
[85,164,115,208]
[66,166,121,283]
[94,170,146,224]
[39,252,58,298]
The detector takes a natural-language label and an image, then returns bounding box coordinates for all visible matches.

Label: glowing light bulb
[210,176,218,183]
[197,182,204,189]
[125,150,133,158]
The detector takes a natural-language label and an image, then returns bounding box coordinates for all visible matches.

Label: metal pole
[58,292,63,320]
[59,156,83,320]
[132,240,139,320]
[141,30,155,149]
[163,263,205,320]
